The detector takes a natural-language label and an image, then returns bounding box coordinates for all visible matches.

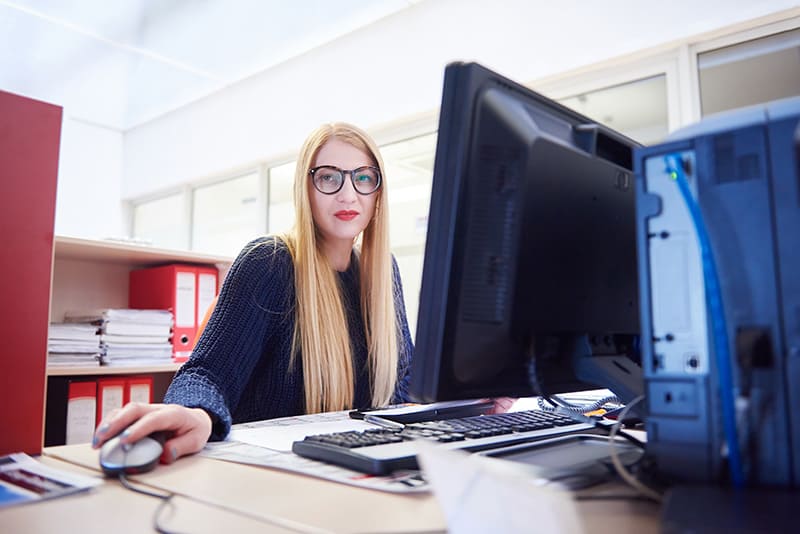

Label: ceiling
[0,0,418,131]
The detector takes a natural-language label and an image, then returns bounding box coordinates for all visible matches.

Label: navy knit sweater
[163,236,414,440]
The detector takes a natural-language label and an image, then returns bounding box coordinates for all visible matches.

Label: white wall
[55,118,125,238]
[122,0,798,200]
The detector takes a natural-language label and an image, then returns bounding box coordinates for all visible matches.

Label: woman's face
[309,138,379,249]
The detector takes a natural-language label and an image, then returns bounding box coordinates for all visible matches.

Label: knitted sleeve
[391,255,414,403]
[163,236,293,439]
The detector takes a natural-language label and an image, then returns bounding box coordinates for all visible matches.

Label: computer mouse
[99,431,167,476]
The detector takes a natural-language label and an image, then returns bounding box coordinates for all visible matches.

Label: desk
[1,444,660,533]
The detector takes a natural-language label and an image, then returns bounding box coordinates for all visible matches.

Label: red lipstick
[335,210,359,221]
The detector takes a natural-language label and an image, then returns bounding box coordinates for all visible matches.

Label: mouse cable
[112,433,339,534]
[118,473,182,534]
[118,472,331,533]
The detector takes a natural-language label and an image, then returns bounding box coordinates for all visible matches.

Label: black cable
[118,473,183,534]
[117,471,327,533]
[118,472,170,499]
[538,393,621,414]
[526,338,648,453]
[526,344,546,398]
[152,498,180,534]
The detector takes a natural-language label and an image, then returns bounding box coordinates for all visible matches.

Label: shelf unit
[50,235,232,324]
[45,236,234,445]
[47,236,233,376]
[50,235,234,372]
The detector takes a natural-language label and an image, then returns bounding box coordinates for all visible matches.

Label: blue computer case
[635,96,800,486]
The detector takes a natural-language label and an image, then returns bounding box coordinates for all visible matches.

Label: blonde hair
[279,122,398,414]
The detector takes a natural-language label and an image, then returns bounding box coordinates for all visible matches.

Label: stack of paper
[65,309,173,366]
[47,322,102,367]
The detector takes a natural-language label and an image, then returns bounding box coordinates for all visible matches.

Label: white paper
[202,440,428,494]
[416,441,585,534]
[203,411,429,494]
[229,411,374,452]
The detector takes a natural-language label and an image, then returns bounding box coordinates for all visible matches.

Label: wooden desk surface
[0,455,297,534]
[45,444,447,533]
[1,444,660,533]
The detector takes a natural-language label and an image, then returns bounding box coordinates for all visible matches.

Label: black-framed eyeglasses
[309,165,382,195]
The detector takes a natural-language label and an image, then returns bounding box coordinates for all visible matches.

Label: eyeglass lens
[312,166,380,195]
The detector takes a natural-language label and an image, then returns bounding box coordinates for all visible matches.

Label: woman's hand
[486,397,517,414]
[92,402,212,465]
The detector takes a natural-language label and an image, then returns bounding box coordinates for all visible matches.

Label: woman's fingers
[160,407,213,463]
[93,402,213,466]
[489,397,517,414]
[92,402,159,448]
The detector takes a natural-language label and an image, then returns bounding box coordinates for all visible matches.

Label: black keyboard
[292,410,591,475]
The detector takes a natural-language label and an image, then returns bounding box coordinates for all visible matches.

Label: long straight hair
[279,122,398,414]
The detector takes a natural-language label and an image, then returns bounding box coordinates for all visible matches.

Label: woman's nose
[336,173,358,200]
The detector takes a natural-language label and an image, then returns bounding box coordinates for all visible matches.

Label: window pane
[192,172,260,257]
[132,194,186,250]
[699,29,800,116]
[557,75,669,145]
[381,132,437,338]
[268,161,296,235]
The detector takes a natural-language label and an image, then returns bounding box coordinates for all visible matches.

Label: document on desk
[227,410,372,452]
[0,453,102,508]
[200,410,429,494]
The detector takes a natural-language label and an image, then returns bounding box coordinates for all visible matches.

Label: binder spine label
[175,272,196,328]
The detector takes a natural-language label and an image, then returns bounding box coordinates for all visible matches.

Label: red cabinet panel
[0,90,62,455]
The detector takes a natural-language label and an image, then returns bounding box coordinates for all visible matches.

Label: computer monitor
[410,62,643,406]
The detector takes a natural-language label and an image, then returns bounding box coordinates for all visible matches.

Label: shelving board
[54,235,233,266]
[47,363,183,376]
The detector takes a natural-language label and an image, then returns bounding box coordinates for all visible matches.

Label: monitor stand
[525,334,644,412]
[515,338,646,490]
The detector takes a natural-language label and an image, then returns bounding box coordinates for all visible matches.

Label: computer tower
[635,96,800,486]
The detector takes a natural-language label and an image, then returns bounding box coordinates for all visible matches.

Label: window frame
[129,11,800,254]
[689,15,800,119]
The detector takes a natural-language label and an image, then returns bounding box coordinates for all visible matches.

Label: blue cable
[663,153,744,487]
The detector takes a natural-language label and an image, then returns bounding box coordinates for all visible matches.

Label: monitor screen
[410,62,643,405]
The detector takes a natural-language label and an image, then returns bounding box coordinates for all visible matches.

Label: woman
[92,123,413,463]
